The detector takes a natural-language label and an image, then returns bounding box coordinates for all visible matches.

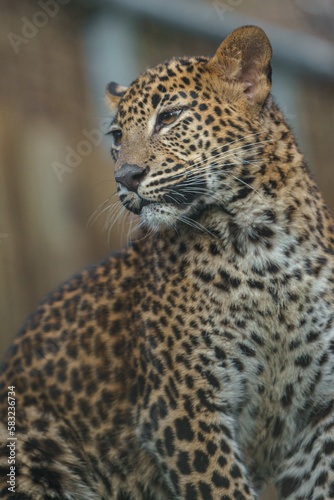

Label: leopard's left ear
[106,82,128,114]
[208,25,272,108]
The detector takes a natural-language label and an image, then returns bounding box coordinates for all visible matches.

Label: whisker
[188,131,264,167]
[127,212,136,247]
[179,215,216,239]
[132,223,156,242]
[179,187,222,203]
[104,202,124,245]
[186,140,272,172]
[187,133,270,169]
[120,208,130,244]
[167,142,269,185]
[184,150,263,177]
[129,220,143,237]
[111,205,127,244]
[163,189,188,202]
[231,174,274,214]
[88,200,119,229]
[104,201,123,228]
[87,193,118,229]
[162,192,185,206]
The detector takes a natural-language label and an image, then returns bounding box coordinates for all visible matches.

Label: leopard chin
[120,188,203,231]
[139,203,181,231]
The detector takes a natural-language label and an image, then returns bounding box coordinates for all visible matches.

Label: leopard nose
[115,163,148,193]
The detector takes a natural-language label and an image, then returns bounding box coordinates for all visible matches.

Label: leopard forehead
[117,56,210,123]
[112,53,250,170]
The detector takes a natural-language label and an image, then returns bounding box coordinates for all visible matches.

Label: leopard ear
[106,82,128,113]
[208,25,272,108]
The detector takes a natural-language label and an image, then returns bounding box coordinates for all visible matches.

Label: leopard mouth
[120,174,209,221]
[120,189,211,232]
[119,172,208,215]
[122,196,157,215]
[124,195,194,215]
[122,191,192,215]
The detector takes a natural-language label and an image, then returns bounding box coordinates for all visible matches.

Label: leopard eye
[156,109,182,131]
[111,129,122,145]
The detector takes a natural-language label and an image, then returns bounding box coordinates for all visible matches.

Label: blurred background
[0,2,333,497]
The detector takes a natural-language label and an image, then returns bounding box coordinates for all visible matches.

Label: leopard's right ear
[106,82,128,114]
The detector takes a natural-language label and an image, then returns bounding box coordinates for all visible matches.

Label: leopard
[1,24,334,500]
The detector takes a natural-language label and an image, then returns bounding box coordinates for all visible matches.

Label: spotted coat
[1,25,334,500]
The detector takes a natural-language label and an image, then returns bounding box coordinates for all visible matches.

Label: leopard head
[107,25,272,232]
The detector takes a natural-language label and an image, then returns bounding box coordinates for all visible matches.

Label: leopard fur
[1,25,334,500]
